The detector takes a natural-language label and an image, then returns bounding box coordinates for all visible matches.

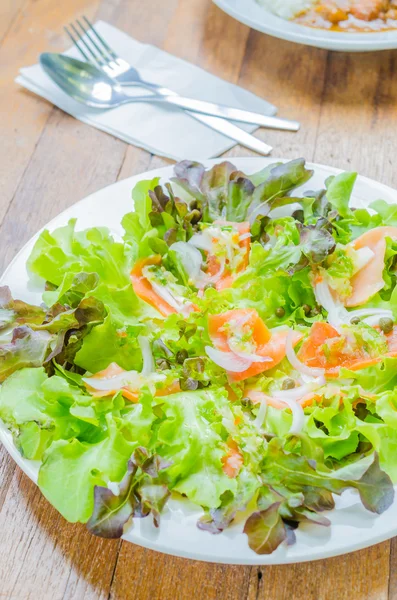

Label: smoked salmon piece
[298,321,397,376]
[84,362,180,402]
[345,226,397,307]
[208,308,302,382]
[221,439,243,478]
[208,308,271,352]
[228,329,303,382]
[130,255,177,317]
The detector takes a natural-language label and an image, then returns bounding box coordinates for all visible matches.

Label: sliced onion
[138,335,154,376]
[282,398,305,435]
[285,329,325,378]
[189,232,213,252]
[268,202,303,219]
[169,241,203,282]
[316,280,393,329]
[362,315,387,327]
[149,280,184,312]
[239,232,251,242]
[231,349,271,363]
[314,280,348,330]
[275,383,315,401]
[228,340,271,363]
[149,280,194,316]
[274,376,325,401]
[83,371,138,391]
[205,346,252,372]
[253,399,268,430]
[348,308,393,319]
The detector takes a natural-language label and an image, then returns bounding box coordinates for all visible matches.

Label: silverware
[65,19,299,133]
[41,53,274,155]
[59,18,281,155]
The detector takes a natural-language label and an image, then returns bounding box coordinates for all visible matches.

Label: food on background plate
[258,0,397,32]
[1,157,397,555]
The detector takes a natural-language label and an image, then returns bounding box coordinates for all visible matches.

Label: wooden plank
[233,32,328,161]
[313,50,397,185]
[0,0,26,43]
[389,539,397,599]
[246,543,390,600]
[110,545,252,600]
[0,0,102,227]
[0,107,127,273]
[165,0,250,77]
[0,467,120,600]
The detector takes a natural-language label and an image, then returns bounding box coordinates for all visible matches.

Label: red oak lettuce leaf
[243,503,287,555]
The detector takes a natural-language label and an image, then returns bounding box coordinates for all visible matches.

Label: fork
[64,17,277,155]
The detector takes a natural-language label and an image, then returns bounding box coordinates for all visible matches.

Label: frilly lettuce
[2,158,397,556]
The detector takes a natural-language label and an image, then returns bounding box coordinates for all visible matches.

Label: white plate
[2,158,397,565]
[213,0,397,52]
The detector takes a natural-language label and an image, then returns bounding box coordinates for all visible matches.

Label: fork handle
[117,79,272,155]
[118,79,298,132]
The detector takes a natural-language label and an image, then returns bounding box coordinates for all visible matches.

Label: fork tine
[75,18,109,63]
[82,16,118,60]
[64,25,90,61]
[70,22,105,66]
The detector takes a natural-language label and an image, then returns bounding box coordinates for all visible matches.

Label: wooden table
[1,0,397,598]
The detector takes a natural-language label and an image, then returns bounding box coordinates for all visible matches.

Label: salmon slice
[85,362,180,402]
[298,322,340,368]
[208,308,271,352]
[228,329,304,383]
[298,321,397,376]
[84,362,140,402]
[130,255,177,317]
[208,309,302,382]
[221,439,243,478]
[345,226,397,307]
[207,220,250,291]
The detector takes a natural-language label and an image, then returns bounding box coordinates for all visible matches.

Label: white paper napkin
[16,21,277,160]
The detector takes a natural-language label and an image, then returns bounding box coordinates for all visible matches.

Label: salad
[1,158,397,556]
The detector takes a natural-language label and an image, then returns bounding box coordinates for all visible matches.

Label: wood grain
[0,0,396,598]
[0,0,26,43]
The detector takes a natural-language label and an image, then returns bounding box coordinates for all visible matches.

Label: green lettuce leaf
[38,415,135,522]
[28,220,131,288]
[325,172,357,218]
[0,367,100,459]
[155,389,239,508]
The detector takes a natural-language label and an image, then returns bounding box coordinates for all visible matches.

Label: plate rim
[212,0,397,51]
[2,156,397,565]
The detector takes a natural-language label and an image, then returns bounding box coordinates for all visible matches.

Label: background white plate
[213,0,397,52]
[2,158,397,565]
